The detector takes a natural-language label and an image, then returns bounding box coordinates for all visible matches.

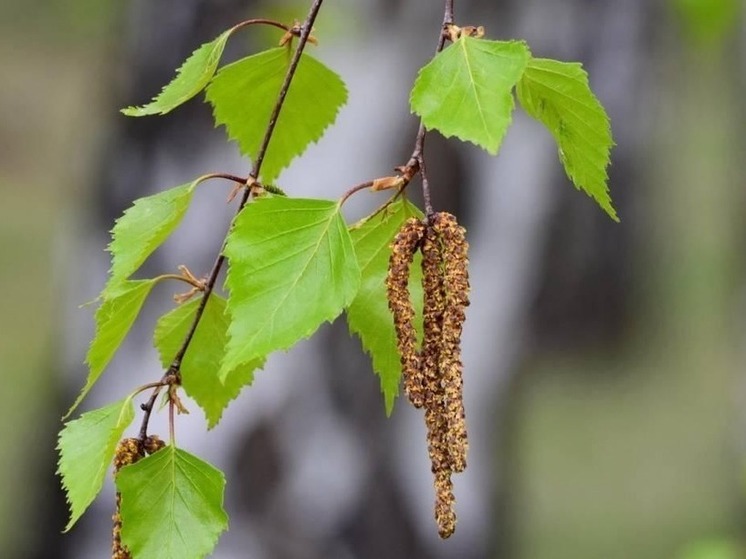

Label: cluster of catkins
[387,212,470,538]
[112,436,165,559]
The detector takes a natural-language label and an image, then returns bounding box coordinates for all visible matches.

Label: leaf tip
[120,106,141,117]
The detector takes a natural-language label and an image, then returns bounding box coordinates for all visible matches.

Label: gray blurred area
[1,0,744,558]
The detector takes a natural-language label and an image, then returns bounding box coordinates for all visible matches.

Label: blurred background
[1,0,744,558]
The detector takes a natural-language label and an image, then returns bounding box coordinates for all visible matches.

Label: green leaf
[347,199,424,414]
[66,280,156,418]
[516,58,617,220]
[106,180,199,294]
[117,446,228,559]
[410,37,530,154]
[57,398,135,531]
[122,29,233,116]
[154,295,263,428]
[221,196,360,377]
[205,47,348,182]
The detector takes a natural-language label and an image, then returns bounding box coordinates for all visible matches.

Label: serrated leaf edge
[516,57,618,221]
[57,396,135,531]
[103,177,206,296]
[122,29,234,116]
[64,280,156,419]
[410,37,531,155]
[205,49,349,182]
[220,202,360,378]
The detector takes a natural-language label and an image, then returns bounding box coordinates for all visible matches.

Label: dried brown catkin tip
[434,470,457,539]
[434,213,470,473]
[386,217,426,408]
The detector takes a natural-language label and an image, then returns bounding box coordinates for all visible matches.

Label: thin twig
[138,386,163,440]
[339,180,374,206]
[230,18,293,35]
[154,273,204,289]
[417,151,434,218]
[203,172,249,184]
[168,398,176,444]
[137,0,326,442]
[405,0,456,215]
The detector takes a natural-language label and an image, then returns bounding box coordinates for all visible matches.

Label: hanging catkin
[386,217,426,408]
[433,213,469,474]
[112,436,165,559]
[387,211,470,539]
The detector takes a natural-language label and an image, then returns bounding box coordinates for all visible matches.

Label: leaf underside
[66,280,155,418]
[122,29,233,116]
[117,446,228,559]
[516,58,617,220]
[346,198,424,414]
[410,36,531,154]
[154,295,263,428]
[221,196,360,378]
[57,398,135,531]
[205,47,348,182]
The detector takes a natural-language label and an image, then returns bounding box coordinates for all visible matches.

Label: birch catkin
[387,211,470,539]
[434,213,469,474]
[112,436,165,559]
[112,439,142,559]
[386,217,426,408]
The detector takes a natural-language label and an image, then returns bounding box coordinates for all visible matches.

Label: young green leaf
[154,295,264,428]
[205,47,348,182]
[122,29,233,116]
[410,37,530,154]
[221,196,360,377]
[346,199,424,414]
[66,280,156,418]
[516,58,617,220]
[57,398,135,531]
[117,446,228,559]
[106,180,200,295]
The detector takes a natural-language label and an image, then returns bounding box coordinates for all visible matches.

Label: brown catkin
[388,210,470,540]
[386,217,426,408]
[112,438,143,559]
[434,470,457,539]
[143,434,166,455]
[112,436,166,558]
[420,223,449,474]
[434,213,470,473]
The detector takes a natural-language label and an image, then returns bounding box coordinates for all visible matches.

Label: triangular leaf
[154,295,264,428]
[347,199,424,414]
[66,280,156,417]
[106,180,199,295]
[516,58,617,220]
[122,29,233,116]
[410,36,530,154]
[117,446,228,559]
[221,196,360,377]
[205,48,348,182]
[57,398,135,531]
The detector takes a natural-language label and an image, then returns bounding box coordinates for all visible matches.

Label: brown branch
[403,0,456,219]
[336,1,456,216]
[203,172,249,184]
[138,385,164,440]
[137,0,326,442]
[339,180,374,206]
[230,18,293,35]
